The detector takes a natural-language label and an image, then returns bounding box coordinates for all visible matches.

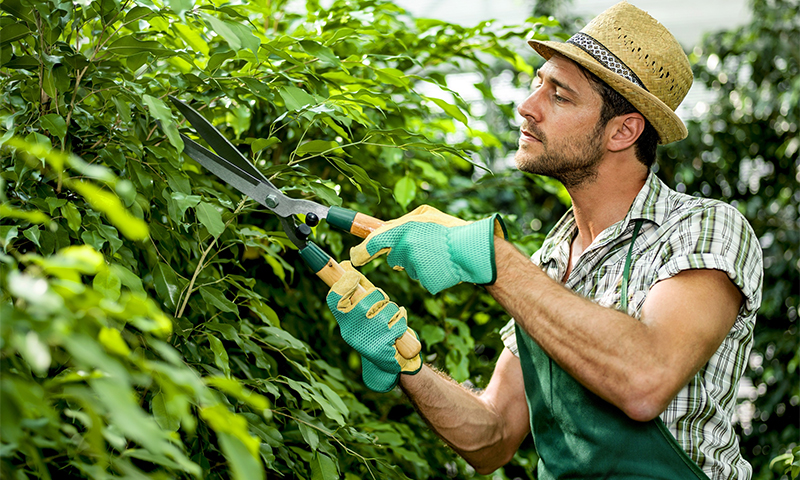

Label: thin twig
[176,198,247,318]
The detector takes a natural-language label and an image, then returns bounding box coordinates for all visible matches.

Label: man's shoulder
[657,186,753,235]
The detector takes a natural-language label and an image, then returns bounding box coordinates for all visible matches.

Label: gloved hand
[350,205,507,294]
[327,262,422,392]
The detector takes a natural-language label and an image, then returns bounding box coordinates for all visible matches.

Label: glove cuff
[448,214,506,286]
[361,357,400,393]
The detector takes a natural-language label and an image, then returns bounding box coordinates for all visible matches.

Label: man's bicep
[640,268,743,391]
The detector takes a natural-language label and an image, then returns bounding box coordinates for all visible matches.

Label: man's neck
[567,159,649,258]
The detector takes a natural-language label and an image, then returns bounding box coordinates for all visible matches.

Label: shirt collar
[536,170,671,265]
[627,169,670,227]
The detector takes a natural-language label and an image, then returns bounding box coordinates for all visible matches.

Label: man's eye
[554,93,566,103]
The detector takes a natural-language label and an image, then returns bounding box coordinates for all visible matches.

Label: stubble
[515,120,606,189]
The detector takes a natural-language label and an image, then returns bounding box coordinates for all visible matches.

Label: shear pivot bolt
[265,194,279,208]
[306,213,319,227]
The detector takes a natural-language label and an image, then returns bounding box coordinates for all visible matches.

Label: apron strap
[619,219,644,312]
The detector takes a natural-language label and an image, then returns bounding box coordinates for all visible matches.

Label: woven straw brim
[528,40,688,144]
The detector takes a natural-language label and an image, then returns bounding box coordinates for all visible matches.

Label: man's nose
[517,89,543,122]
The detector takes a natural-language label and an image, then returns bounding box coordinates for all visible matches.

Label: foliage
[660,0,800,477]
[3,0,795,478]
[0,0,564,478]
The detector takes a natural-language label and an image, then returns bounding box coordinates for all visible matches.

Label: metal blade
[170,95,268,183]
[181,134,330,221]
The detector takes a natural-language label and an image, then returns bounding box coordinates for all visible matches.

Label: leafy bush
[2,0,796,479]
[0,0,563,478]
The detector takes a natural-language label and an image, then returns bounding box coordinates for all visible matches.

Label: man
[326,2,763,479]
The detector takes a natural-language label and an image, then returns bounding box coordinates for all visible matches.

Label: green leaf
[110,264,145,293]
[98,327,131,357]
[91,377,198,474]
[200,405,261,472]
[97,224,123,254]
[263,255,286,282]
[0,0,35,23]
[199,287,237,314]
[426,96,469,126]
[314,382,349,422]
[327,156,380,198]
[153,263,180,310]
[419,325,445,347]
[196,202,225,237]
[42,67,57,99]
[207,334,231,377]
[152,391,180,432]
[23,226,41,248]
[69,181,149,241]
[295,140,339,157]
[173,23,209,56]
[201,13,259,59]
[0,225,19,251]
[279,86,317,112]
[306,181,342,207]
[252,137,280,153]
[167,192,201,222]
[165,0,193,17]
[106,36,172,57]
[207,50,235,71]
[0,23,31,46]
[45,197,67,214]
[124,6,154,23]
[94,268,122,301]
[300,40,341,67]
[44,245,105,276]
[111,96,132,124]
[205,376,270,411]
[143,94,184,152]
[297,420,319,451]
[311,452,338,480]
[374,67,409,88]
[2,54,38,70]
[0,204,49,224]
[217,432,265,480]
[393,175,416,208]
[249,298,280,326]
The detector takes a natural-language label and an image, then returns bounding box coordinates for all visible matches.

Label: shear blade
[179,134,330,221]
[170,95,268,183]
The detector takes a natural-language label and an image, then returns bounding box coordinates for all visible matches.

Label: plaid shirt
[500,171,763,480]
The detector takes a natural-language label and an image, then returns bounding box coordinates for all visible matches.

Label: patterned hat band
[566,32,649,92]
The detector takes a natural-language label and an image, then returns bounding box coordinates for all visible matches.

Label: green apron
[514,220,711,479]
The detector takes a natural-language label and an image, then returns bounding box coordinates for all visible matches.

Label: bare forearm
[486,240,667,419]
[399,364,521,473]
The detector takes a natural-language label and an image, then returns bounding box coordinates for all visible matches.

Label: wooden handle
[349,212,385,238]
[316,258,421,360]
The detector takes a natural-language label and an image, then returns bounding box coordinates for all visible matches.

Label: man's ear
[606,113,645,152]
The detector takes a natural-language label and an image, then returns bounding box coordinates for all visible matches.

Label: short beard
[515,121,605,189]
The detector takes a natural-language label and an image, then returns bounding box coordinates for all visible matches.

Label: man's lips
[520,129,541,143]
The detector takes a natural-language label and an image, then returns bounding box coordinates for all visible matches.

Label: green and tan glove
[351,205,507,294]
[326,262,422,392]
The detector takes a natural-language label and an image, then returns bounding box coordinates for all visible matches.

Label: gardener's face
[515,55,607,189]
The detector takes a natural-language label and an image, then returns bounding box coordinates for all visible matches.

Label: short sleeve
[500,319,519,357]
[655,202,763,318]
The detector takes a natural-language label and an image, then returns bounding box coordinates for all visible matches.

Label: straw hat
[528,1,693,144]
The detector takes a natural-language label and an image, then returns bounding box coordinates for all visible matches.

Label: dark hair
[568,58,660,167]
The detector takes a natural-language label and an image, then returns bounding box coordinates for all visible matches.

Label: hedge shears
[169,96,421,359]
